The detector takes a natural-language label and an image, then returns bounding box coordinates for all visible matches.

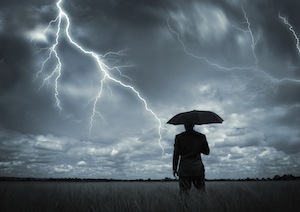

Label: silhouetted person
[173,124,210,194]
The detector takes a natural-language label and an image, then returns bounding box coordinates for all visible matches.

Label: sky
[0,0,300,180]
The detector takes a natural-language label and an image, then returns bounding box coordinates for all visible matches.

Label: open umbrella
[167,110,223,125]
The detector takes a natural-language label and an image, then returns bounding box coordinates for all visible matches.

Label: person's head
[184,124,195,132]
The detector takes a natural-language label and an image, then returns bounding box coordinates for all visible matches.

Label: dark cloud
[273,82,300,105]
[0,0,300,179]
[0,36,31,90]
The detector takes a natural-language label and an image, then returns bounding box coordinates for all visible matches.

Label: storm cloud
[0,0,299,179]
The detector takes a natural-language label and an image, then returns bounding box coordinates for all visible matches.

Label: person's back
[175,130,209,176]
[173,124,210,193]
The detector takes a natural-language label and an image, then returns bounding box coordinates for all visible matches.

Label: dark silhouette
[167,110,222,194]
[173,124,210,194]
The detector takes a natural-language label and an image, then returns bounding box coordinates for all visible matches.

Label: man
[173,124,210,193]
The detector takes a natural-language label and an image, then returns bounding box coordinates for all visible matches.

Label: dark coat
[173,130,210,176]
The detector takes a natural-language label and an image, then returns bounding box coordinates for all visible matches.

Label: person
[173,124,210,194]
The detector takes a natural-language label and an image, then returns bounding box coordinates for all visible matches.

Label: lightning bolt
[241,6,259,66]
[34,0,164,156]
[167,11,261,94]
[278,13,300,55]
[167,4,262,72]
[167,19,254,72]
[168,5,300,97]
[235,8,300,93]
[34,15,62,112]
[245,11,300,93]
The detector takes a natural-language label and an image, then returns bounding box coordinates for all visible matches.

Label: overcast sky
[1,0,300,180]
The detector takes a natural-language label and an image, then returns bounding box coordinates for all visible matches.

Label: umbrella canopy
[167,110,223,125]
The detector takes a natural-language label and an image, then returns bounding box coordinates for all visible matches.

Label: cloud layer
[0,0,300,179]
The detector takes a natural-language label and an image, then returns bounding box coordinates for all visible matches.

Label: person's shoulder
[175,132,189,139]
[194,131,203,135]
[176,132,186,137]
[193,131,206,138]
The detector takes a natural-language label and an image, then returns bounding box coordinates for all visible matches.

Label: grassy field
[0,181,299,212]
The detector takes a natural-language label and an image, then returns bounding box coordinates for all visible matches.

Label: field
[1,181,299,212]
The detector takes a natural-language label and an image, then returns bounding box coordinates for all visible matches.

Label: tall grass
[1,181,299,212]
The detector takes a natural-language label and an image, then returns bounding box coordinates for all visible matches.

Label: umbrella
[167,110,223,125]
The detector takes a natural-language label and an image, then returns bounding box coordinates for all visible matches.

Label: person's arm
[201,135,210,155]
[173,136,180,177]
